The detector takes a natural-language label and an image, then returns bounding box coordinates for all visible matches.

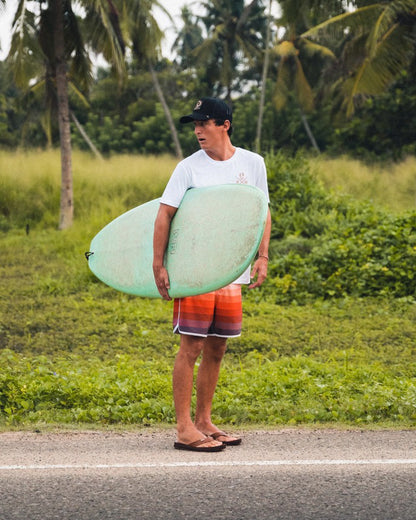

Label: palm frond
[302,4,384,39]
[303,0,416,117]
[195,0,266,97]
[120,0,165,62]
[366,0,416,55]
[273,58,292,110]
[236,0,259,33]
[344,22,416,117]
[8,1,41,87]
[299,38,336,60]
[64,5,93,92]
[68,82,90,107]
[274,40,299,58]
[294,56,314,113]
[235,34,261,63]
[339,32,369,74]
[84,0,125,76]
[192,27,221,61]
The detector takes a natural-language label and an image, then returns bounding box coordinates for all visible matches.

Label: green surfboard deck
[87,184,268,298]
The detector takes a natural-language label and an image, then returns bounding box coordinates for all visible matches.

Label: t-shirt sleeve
[160,163,191,208]
[256,157,270,203]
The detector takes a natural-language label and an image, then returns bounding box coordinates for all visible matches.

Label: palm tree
[194,0,267,103]
[272,0,341,151]
[121,0,183,159]
[7,0,125,229]
[303,0,416,117]
[255,0,273,153]
[272,38,336,152]
[172,6,204,70]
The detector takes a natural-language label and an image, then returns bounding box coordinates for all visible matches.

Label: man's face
[193,119,227,150]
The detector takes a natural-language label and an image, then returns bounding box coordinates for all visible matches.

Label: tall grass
[2,150,415,229]
[311,155,416,213]
[0,149,178,185]
[0,149,177,230]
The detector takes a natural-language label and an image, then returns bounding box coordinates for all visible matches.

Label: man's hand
[249,209,271,290]
[153,264,172,301]
[248,256,268,289]
[153,203,177,301]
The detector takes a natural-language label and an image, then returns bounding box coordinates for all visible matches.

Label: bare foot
[176,426,223,448]
[195,421,241,445]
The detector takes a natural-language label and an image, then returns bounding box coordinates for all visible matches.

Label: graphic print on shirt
[236,172,248,184]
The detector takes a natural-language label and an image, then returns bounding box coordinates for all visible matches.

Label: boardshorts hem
[173,284,242,338]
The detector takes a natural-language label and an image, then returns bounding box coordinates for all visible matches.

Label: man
[153,97,271,452]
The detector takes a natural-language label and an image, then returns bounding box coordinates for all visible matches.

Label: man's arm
[153,203,178,300]
[249,208,271,289]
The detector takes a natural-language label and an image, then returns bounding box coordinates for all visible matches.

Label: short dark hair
[214,119,233,136]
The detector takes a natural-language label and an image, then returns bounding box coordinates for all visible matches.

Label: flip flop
[174,437,226,452]
[208,431,242,446]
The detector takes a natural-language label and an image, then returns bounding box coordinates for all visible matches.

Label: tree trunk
[237,0,259,32]
[300,109,320,153]
[255,0,272,154]
[53,0,74,230]
[149,62,183,160]
[70,111,104,161]
[225,85,233,108]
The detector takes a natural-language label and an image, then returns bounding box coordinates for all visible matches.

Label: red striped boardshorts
[173,284,243,338]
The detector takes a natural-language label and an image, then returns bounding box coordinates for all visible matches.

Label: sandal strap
[188,437,213,448]
[209,431,227,440]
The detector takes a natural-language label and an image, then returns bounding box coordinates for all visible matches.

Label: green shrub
[261,152,416,303]
[266,152,333,239]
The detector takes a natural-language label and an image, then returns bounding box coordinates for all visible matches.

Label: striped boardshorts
[173,284,243,338]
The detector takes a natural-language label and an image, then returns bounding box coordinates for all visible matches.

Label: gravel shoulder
[1,428,416,468]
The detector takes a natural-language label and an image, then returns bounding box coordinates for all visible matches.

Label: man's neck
[205,142,236,161]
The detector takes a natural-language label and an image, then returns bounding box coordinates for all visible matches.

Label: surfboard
[86,184,268,298]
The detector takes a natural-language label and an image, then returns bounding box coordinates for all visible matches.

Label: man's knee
[204,336,228,361]
[179,334,205,362]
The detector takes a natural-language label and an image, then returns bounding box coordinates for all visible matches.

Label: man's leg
[194,284,243,444]
[194,337,240,444]
[194,336,227,429]
[172,334,223,447]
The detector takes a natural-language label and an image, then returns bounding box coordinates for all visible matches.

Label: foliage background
[1,0,416,428]
[0,151,415,427]
[1,1,416,161]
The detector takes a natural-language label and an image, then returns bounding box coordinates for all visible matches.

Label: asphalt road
[1,429,416,520]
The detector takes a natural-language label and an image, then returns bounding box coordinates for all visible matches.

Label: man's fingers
[249,276,264,289]
[160,282,171,301]
[249,258,268,289]
[153,266,172,300]
[156,277,171,300]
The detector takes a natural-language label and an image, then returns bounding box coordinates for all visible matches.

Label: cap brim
[179,113,210,124]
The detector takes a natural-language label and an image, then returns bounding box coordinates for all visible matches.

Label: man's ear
[224,120,231,131]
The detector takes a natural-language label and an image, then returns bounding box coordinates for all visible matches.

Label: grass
[0,149,176,230]
[311,155,416,213]
[1,149,416,429]
[0,149,177,185]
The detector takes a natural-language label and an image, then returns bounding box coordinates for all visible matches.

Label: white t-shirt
[160,147,269,284]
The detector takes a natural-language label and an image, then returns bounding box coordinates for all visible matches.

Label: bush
[266,152,334,239]
[261,152,416,303]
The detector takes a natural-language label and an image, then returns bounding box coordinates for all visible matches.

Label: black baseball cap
[180,97,233,124]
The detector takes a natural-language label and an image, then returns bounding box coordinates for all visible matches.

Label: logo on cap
[194,100,203,111]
